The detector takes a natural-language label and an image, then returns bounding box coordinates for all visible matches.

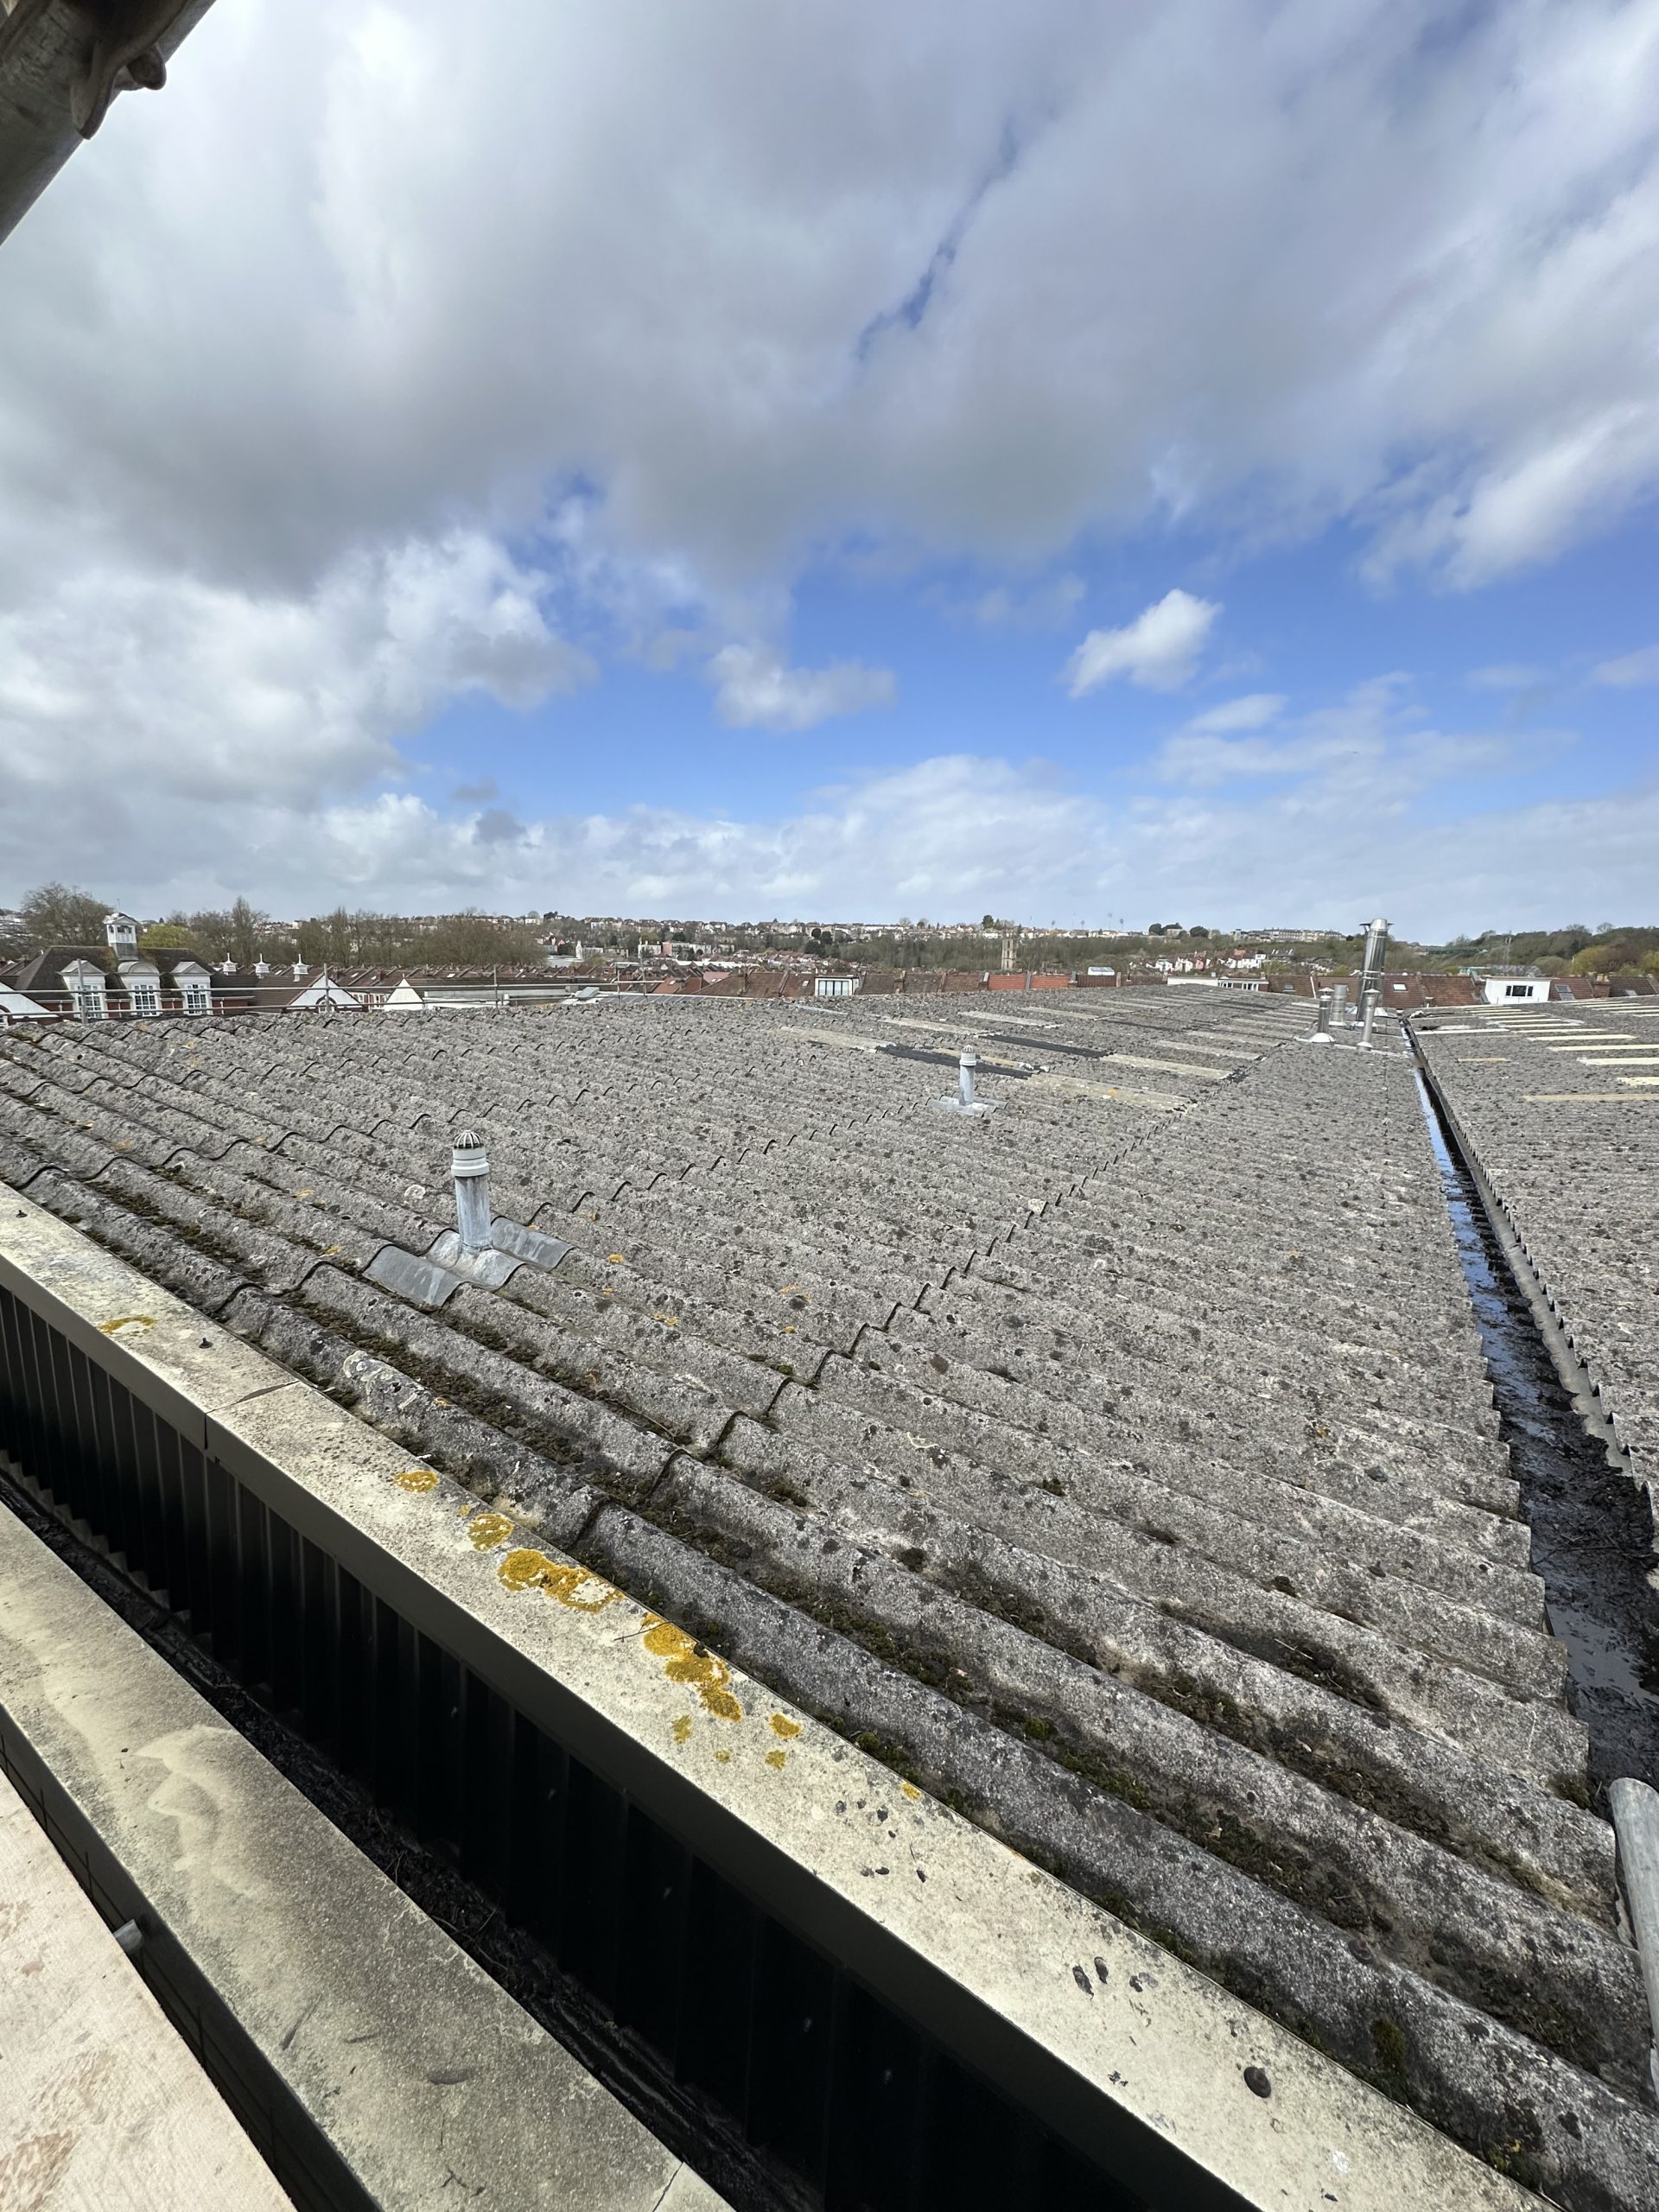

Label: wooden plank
[0,1767,289,2212]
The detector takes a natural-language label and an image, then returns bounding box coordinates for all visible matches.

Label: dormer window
[61,962,108,1021]
[104,912,139,956]
[116,958,162,1019]
[173,961,212,1016]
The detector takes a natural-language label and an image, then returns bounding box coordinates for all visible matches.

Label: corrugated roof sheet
[2,988,1656,2207]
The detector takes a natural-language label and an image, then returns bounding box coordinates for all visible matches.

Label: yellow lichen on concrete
[641,1617,742,1721]
[465,1512,514,1551]
[671,1714,692,1745]
[768,1713,801,1740]
[496,1549,620,1611]
[98,1314,155,1335]
[394,1467,440,1493]
[900,1783,922,1802]
[764,1749,787,1770]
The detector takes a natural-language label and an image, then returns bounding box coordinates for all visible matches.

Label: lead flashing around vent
[0,1494,729,2212]
[937,1048,997,1116]
[363,1242,470,1307]
[364,1214,575,1311]
[488,1216,574,1270]
[424,1230,522,1287]
[0,1186,1547,2212]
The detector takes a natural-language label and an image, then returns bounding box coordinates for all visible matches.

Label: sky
[1,0,1656,939]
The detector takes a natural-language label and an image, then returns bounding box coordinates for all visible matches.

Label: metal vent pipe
[1360,916,1389,1003]
[958,1051,978,1108]
[451,1130,493,1254]
[1359,987,1380,1049]
[1310,989,1335,1044]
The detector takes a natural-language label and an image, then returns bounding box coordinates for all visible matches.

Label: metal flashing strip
[0,1185,1544,2212]
[489,1217,576,1271]
[363,1243,468,1308]
[424,1228,523,1287]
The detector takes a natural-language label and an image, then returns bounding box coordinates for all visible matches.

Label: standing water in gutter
[1414,1065,1659,1797]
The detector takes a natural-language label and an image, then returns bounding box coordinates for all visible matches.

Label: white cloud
[1184,692,1286,734]
[969,575,1086,629]
[3,670,1616,941]
[8,0,1656,605]
[0,532,592,815]
[1466,664,1548,691]
[1155,677,1536,794]
[1591,645,1659,688]
[1065,589,1219,696]
[707,644,895,731]
[2,0,1656,912]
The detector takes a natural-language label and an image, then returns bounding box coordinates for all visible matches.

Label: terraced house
[1,984,1656,2211]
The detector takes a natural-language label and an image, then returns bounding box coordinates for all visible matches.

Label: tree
[1571,941,1640,977]
[19,881,111,949]
[185,909,234,962]
[228,896,264,968]
[982,912,996,929]
[139,924,194,950]
[1189,925,1210,938]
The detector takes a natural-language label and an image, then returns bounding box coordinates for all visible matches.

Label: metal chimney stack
[451,1131,493,1255]
[1359,987,1380,1049]
[958,1051,978,1108]
[1329,982,1350,1028]
[1309,989,1335,1045]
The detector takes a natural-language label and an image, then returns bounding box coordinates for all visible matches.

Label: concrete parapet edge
[0,1488,724,2211]
[0,0,219,246]
[0,1180,1545,2212]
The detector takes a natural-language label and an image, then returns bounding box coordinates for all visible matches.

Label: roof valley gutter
[1409,1031,1659,2097]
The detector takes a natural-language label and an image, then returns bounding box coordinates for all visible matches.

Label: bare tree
[18,881,112,950]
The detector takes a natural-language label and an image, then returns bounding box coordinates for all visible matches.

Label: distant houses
[0,912,370,1022]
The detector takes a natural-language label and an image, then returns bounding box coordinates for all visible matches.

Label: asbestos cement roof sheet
[2,988,1655,2209]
